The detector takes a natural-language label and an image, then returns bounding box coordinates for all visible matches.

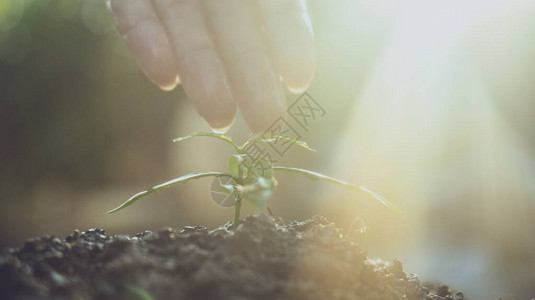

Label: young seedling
[108,132,400,229]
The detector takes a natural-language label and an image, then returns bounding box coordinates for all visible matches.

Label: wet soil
[0,215,465,300]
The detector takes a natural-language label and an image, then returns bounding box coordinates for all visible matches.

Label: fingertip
[200,93,237,133]
[138,45,179,90]
[194,96,238,134]
[178,50,237,132]
[228,53,288,133]
[260,1,317,94]
[248,107,288,133]
[241,84,287,133]
[160,85,176,92]
[158,75,180,91]
[286,85,307,94]
[280,52,316,94]
[270,25,316,93]
[111,0,180,91]
[209,117,236,134]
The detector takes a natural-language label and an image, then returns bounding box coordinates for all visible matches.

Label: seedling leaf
[227,155,241,177]
[244,157,274,182]
[107,172,233,213]
[242,177,275,215]
[272,166,400,212]
[173,132,240,152]
[241,133,316,153]
[112,131,397,229]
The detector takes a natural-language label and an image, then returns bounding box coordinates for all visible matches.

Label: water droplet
[211,124,232,134]
[210,117,235,134]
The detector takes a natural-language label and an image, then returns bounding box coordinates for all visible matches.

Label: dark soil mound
[0,215,464,300]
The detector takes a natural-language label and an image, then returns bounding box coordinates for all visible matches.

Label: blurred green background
[1,0,181,243]
[1,0,535,299]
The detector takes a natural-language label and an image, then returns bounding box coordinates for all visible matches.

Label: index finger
[109,0,180,91]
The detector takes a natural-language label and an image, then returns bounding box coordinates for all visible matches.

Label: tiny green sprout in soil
[107,132,400,229]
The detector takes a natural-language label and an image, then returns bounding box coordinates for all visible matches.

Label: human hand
[108,0,316,132]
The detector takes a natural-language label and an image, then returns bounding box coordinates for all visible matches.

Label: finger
[202,0,286,133]
[109,0,179,91]
[259,0,316,93]
[152,0,236,131]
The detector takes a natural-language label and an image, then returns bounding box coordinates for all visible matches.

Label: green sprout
[108,132,400,229]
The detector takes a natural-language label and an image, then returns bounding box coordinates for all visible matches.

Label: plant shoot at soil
[108,132,399,229]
